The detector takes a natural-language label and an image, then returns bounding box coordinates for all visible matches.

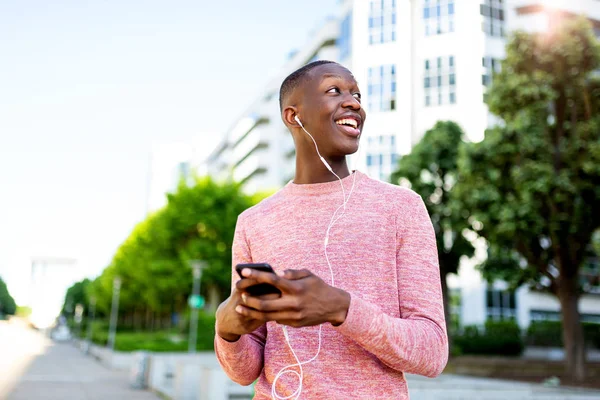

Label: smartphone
[235,263,281,296]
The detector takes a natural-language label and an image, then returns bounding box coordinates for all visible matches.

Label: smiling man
[214,61,448,399]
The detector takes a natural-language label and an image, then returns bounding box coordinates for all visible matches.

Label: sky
[0,0,338,305]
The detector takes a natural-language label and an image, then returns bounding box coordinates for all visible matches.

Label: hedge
[67,312,217,352]
[526,320,600,349]
[454,320,524,356]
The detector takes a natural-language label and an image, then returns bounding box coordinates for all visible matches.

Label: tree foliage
[0,277,17,316]
[89,176,258,329]
[62,279,91,317]
[455,18,600,381]
[391,121,475,334]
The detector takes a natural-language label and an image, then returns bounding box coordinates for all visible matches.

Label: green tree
[62,279,91,317]
[455,18,600,381]
[391,121,475,338]
[0,277,17,316]
[89,176,258,329]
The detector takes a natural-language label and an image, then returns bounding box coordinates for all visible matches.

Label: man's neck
[293,156,350,184]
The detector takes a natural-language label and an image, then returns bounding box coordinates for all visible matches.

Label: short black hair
[279,60,338,111]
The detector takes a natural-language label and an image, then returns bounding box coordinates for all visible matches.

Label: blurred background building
[28,257,77,328]
[154,0,600,330]
[147,135,221,213]
[201,18,340,194]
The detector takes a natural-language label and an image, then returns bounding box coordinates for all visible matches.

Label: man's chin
[337,143,360,156]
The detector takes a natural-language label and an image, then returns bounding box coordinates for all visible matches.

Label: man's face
[298,63,366,157]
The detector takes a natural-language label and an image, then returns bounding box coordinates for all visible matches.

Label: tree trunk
[557,275,586,382]
[145,308,151,329]
[134,309,142,330]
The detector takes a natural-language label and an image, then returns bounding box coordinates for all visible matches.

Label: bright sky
[0,0,338,304]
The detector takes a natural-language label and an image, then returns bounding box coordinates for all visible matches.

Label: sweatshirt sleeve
[333,192,448,377]
[214,213,267,386]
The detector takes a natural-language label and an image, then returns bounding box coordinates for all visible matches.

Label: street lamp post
[74,303,84,339]
[188,261,206,353]
[107,277,121,351]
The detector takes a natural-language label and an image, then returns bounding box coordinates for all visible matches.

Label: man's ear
[282,106,300,128]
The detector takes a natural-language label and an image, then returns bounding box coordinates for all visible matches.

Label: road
[0,320,159,400]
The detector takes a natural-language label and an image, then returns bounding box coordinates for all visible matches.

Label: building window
[368,64,396,111]
[369,0,397,45]
[423,56,456,106]
[482,56,502,87]
[423,0,455,36]
[365,134,398,182]
[368,65,397,112]
[481,0,505,37]
[486,289,516,321]
[338,11,352,61]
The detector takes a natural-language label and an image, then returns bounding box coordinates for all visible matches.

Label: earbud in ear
[294,115,303,127]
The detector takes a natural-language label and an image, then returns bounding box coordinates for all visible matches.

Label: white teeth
[336,118,358,128]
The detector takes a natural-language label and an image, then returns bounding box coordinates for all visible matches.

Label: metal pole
[87,297,96,344]
[188,261,205,353]
[107,277,121,351]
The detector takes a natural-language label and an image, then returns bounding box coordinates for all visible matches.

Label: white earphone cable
[271,118,361,399]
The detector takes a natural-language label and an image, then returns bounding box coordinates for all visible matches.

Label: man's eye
[327,87,340,94]
[353,93,362,100]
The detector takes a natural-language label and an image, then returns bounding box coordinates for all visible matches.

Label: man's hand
[215,288,279,342]
[235,268,351,327]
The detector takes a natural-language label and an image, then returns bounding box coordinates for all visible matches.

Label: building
[29,257,77,328]
[335,0,600,330]
[338,0,600,182]
[202,1,600,328]
[146,135,220,213]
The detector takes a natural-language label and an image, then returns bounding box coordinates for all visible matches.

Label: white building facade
[147,135,220,213]
[202,1,600,329]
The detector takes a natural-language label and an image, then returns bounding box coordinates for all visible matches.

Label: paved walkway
[407,373,600,400]
[4,321,600,399]
[1,321,159,400]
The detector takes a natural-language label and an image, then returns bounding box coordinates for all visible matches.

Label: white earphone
[294,114,334,173]
[270,114,361,400]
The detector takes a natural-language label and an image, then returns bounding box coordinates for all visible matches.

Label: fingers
[257,293,281,301]
[240,293,298,312]
[236,277,268,291]
[237,269,297,292]
[279,269,312,280]
[235,305,303,325]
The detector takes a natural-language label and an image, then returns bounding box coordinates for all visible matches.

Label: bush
[454,320,524,356]
[85,312,216,352]
[526,320,600,349]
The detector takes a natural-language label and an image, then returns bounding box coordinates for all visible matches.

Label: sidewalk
[407,373,600,400]
[6,339,160,400]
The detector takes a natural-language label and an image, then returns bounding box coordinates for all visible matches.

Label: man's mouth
[335,118,359,129]
[335,116,361,137]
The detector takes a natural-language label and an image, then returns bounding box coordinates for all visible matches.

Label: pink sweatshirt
[215,171,448,399]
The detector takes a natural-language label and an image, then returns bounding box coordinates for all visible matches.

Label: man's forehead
[307,64,357,85]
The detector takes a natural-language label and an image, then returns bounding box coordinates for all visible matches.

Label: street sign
[188,294,205,309]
